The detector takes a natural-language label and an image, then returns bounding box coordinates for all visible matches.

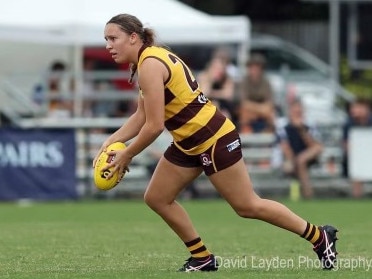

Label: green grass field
[0,199,371,279]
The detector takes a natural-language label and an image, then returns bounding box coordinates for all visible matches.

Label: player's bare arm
[124,57,167,158]
[102,58,167,176]
[92,95,145,168]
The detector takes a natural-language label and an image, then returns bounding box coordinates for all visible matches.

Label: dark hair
[107,14,156,83]
[354,97,371,107]
[50,61,66,71]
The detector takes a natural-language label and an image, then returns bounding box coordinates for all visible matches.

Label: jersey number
[168,54,199,92]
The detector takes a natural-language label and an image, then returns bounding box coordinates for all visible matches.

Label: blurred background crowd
[0,0,372,201]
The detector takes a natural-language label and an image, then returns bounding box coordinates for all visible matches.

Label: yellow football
[93,142,126,191]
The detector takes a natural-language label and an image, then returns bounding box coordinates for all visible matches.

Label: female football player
[93,14,338,272]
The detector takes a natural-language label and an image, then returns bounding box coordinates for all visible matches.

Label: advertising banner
[350,128,372,181]
[0,128,77,200]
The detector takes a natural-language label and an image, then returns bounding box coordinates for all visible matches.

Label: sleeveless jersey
[138,46,235,155]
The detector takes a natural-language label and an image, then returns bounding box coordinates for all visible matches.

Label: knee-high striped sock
[301,222,323,246]
[184,237,211,259]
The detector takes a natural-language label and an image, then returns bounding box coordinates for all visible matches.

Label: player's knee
[234,202,262,219]
[143,191,167,213]
[143,191,158,210]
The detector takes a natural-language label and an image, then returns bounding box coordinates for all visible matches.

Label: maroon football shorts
[164,129,242,176]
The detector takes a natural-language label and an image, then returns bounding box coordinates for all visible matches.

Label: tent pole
[236,37,248,82]
[329,0,340,84]
[72,43,83,117]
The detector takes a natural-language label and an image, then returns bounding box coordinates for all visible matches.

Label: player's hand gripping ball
[94,142,126,190]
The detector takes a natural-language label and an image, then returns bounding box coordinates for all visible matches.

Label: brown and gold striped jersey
[138,46,235,155]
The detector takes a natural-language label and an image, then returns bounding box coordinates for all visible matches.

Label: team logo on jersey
[226,139,240,152]
[198,93,208,104]
[200,153,212,166]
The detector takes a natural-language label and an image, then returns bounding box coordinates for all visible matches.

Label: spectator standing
[239,53,275,133]
[342,99,372,198]
[278,100,323,199]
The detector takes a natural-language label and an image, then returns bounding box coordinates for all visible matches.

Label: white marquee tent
[0,0,250,45]
[0,0,250,73]
[0,0,250,116]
